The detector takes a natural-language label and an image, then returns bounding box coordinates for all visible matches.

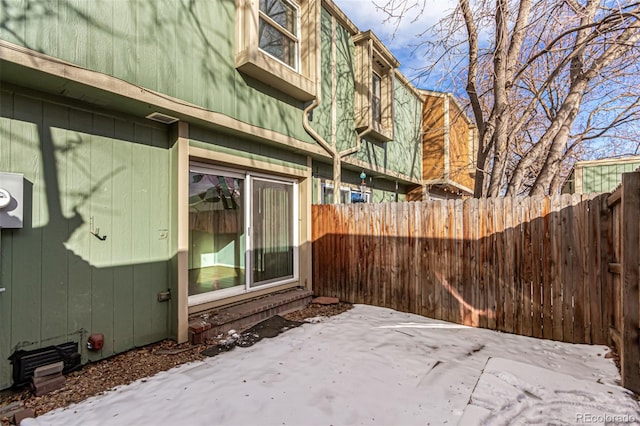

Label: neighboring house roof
[424,178,474,198]
[562,156,640,194]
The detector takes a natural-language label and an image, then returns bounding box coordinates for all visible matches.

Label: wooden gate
[606,173,640,393]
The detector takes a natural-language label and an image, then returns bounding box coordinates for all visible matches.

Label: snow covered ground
[25,305,639,426]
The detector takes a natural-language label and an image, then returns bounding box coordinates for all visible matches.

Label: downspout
[303,97,338,183]
[340,128,372,157]
[337,127,373,200]
[303,99,341,204]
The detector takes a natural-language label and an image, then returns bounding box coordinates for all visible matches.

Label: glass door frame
[248,173,299,289]
[187,162,299,307]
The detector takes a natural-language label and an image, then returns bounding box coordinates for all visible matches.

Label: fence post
[620,172,640,393]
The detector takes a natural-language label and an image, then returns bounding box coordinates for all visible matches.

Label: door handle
[0,288,5,293]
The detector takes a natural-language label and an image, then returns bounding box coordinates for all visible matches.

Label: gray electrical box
[0,172,24,228]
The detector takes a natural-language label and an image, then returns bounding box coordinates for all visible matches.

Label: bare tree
[380,0,640,196]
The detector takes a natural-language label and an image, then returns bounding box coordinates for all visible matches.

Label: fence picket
[572,194,587,343]
[521,197,533,337]
[504,197,515,333]
[530,197,543,338]
[494,197,505,332]
[588,196,604,344]
[462,199,472,326]
[485,198,497,330]
[513,198,523,335]
[453,200,463,325]
[561,195,575,342]
[541,198,553,340]
[412,203,421,315]
[432,202,442,320]
[470,198,481,328]
[549,196,563,341]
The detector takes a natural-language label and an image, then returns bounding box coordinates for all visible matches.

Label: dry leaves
[284,302,352,322]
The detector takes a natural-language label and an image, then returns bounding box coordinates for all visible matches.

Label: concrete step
[188,288,312,344]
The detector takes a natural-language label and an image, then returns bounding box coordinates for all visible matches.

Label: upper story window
[353,31,399,142]
[258,0,299,69]
[372,72,382,125]
[236,0,318,101]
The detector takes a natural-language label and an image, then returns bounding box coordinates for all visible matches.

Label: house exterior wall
[0,88,172,389]
[562,157,640,194]
[582,162,640,193]
[385,77,423,181]
[0,0,424,389]
[1,0,314,144]
[342,72,422,181]
[312,7,422,199]
[1,0,422,182]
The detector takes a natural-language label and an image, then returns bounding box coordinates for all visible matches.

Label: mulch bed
[201,315,303,356]
[0,301,352,424]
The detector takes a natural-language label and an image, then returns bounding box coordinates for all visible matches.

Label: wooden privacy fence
[313,195,612,344]
[313,173,640,392]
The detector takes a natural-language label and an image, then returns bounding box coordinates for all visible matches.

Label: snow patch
[23,305,637,426]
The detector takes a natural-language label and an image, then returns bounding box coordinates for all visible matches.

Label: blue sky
[333,0,454,90]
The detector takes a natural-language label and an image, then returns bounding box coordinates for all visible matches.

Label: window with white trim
[372,72,382,125]
[258,0,299,69]
[235,0,318,101]
[353,31,398,142]
[320,182,370,204]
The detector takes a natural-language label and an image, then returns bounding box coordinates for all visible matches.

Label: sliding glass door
[188,163,298,305]
[251,177,296,287]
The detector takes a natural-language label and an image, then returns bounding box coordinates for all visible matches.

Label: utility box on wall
[0,172,24,228]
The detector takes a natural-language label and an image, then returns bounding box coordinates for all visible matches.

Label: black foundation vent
[9,342,81,387]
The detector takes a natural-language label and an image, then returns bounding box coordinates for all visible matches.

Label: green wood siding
[582,163,640,193]
[389,80,423,180]
[311,9,422,181]
[3,0,423,185]
[334,20,357,153]
[312,8,334,145]
[353,78,422,180]
[0,89,172,389]
[188,125,308,172]
[2,0,313,144]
